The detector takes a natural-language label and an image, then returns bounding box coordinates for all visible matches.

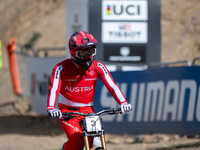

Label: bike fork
[84,134,107,150]
[100,134,107,150]
[84,136,90,150]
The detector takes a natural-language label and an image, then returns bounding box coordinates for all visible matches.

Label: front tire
[90,146,104,150]
[61,142,66,150]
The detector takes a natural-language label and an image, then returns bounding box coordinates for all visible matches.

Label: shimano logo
[65,85,94,92]
[100,80,200,122]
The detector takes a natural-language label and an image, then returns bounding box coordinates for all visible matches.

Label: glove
[48,108,62,119]
[120,102,132,114]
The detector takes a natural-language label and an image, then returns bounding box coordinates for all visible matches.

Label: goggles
[76,48,96,60]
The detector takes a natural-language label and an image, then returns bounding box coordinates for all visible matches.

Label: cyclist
[47,31,132,150]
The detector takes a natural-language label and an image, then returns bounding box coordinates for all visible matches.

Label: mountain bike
[61,108,122,150]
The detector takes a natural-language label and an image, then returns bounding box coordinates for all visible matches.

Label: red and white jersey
[47,59,126,110]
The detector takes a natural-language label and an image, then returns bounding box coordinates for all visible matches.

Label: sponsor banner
[104,45,146,63]
[93,66,200,135]
[102,22,148,43]
[26,57,200,135]
[89,0,161,63]
[26,57,65,115]
[102,0,148,20]
[27,59,200,135]
[66,0,88,58]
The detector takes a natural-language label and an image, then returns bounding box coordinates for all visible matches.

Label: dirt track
[0,133,200,150]
[0,0,200,150]
[0,98,200,150]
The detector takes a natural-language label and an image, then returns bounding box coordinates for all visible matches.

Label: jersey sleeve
[96,62,126,105]
[47,64,63,111]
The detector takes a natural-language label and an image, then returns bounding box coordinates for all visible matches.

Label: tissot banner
[102,22,148,43]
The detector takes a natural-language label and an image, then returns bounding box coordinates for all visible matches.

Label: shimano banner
[26,56,200,135]
[93,66,200,135]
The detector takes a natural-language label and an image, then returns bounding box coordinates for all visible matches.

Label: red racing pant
[59,105,94,150]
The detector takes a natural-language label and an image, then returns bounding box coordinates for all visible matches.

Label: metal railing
[35,47,66,57]
[192,57,200,65]
[148,60,191,68]
[16,43,200,69]
[16,43,66,57]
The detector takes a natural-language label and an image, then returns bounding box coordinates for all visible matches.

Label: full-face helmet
[68,31,98,70]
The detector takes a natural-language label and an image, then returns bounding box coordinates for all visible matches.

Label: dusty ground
[0,97,200,150]
[0,0,200,150]
[0,98,200,150]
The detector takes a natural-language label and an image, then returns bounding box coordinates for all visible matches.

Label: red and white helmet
[68,31,98,70]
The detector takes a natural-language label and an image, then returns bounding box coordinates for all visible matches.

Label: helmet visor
[76,48,96,60]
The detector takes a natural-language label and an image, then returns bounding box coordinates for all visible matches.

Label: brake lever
[109,109,122,115]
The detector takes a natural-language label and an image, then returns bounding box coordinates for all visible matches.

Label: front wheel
[90,146,104,150]
[61,142,66,150]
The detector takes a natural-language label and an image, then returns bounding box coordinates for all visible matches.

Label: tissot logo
[102,0,148,20]
[102,22,148,43]
[119,24,131,30]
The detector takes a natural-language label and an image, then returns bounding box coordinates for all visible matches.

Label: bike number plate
[85,116,102,132]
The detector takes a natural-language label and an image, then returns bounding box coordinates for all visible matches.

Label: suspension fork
[81,118,107,150]
[99,117,107,150]
[100,131,107,150]
[83,131,107,150]
[81,119,90,150]
[83,134,90,150]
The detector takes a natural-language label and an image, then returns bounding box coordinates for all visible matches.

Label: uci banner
[93,66,200,135]
[89,0,161,64]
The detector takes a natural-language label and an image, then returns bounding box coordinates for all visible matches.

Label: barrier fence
[7,41,200,135]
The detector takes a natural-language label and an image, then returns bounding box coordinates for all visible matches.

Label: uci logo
[106,4,140,16]
[102,1,147,21]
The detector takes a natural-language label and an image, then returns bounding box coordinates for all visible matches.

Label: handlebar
[62,108,122,118]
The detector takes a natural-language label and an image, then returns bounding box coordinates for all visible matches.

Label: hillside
[1,0,200,104]
[162,0,200,63]
[0,0,66,104]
